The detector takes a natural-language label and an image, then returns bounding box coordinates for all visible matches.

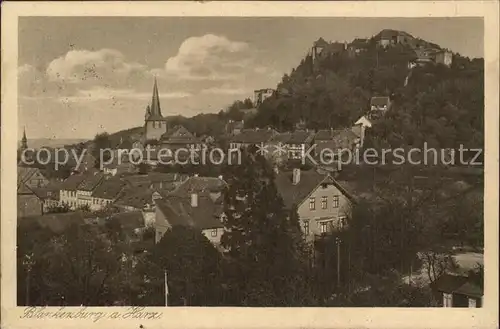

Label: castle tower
[20,127,28,150]
[144,78,168,142]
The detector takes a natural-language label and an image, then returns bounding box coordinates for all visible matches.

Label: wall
[297,182,351,239]
[18,194,43,218]
[154,206,172,243]
[145,121,167,141]
[202,227,224,245]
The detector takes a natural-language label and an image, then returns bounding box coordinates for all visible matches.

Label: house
[254,88,275,107]
[434,50,453,67]
[431,273,483,307]
[102,153,137,176]
[370,96,391,112]
[228,128,278,151]
[275,169,356,241]
[90,177,127,211]
[225,120,244,136]
[269,130,315,161]
[17,182,44,218]
[59,170,107,210]
[154,176,226,245]
[32,183,62,212]
[376,29,414,47]
[18,166,49,189]
[348,38,370,56]
[160,125,202,151]
[314,128,361,162]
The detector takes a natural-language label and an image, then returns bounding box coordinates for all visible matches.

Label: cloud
[165,34,252,81]
[58,87,191,103]
[46,49,150,85]
[201,86,250,95]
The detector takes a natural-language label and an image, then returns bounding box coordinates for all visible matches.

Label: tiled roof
[271,130,315,145]
[32,183,61,201]
[431,274,483,298]
[370,96,391,107]
[60,173,88,191]
[230,129,277,144]
[275,171,356,209]
[115,187,155,209]
[169,176,226,198]
[60,170,104,192]
[156,197,224,230]
[92,178,127,200]
[17,182,35,195]
[275,170,325,209]
[18,166,38,184]
[78,172,105,191]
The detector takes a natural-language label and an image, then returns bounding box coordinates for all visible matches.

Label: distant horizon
[18,17,484,140]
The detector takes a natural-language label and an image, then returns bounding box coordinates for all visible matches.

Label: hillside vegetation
[247,41,483,149]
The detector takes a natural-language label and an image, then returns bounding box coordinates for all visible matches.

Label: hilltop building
[144,78,168,142]
[254,88,275,107]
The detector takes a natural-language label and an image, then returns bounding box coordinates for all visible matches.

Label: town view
[17,18,484,307]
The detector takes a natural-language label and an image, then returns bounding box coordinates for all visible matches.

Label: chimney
[218,175,223,180]
[194,173,199,177]
[191,193,198,207]
[292,168,301,185]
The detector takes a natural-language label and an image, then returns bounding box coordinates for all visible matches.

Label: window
[339,216,347,229]
[443,293,453,307]
[309,197,316,210]
[468,298,477,308]
[320,221,332,234]
[332,195,339,208]
[211,229,218,237]
[321,196,328,209]
[303,220,310,235]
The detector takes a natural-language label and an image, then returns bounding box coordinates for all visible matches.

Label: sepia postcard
[1,1,499,328]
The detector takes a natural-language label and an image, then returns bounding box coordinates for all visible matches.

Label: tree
[132,226,224,306]
[17,221,128,306]
[221,149,314,306]
[92,133,112,168]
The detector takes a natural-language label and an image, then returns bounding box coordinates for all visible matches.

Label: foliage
[220,148,314,306]
[92,133,112,168]
[131,226,224,306]
[45,203,71,214]
[17,221,129,306]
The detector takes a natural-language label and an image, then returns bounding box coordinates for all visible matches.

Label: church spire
[150,77,162,117]
[21,126,28,150]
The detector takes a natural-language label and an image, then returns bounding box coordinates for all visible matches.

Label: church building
[144,78,168,142]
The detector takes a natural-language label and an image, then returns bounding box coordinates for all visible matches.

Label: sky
[18,17,483,140]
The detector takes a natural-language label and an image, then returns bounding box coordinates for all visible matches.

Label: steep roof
[275,171,356,210]
[17,166,43,184]
[169,176,226,198]
[78,172,105,191]
[60,170,104,191]
[146,78,164,121]
[272,130,315,145]
[230,129,277,144]
[314,37,329,47]
[156,197,224,230]
[17,181,36,195]
[115,187,156,209]
[92,177,127,200]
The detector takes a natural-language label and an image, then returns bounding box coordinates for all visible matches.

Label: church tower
[20,127,28,151]
[144,78,168,142]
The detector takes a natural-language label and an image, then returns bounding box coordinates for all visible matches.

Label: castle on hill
[144,78,168,142]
